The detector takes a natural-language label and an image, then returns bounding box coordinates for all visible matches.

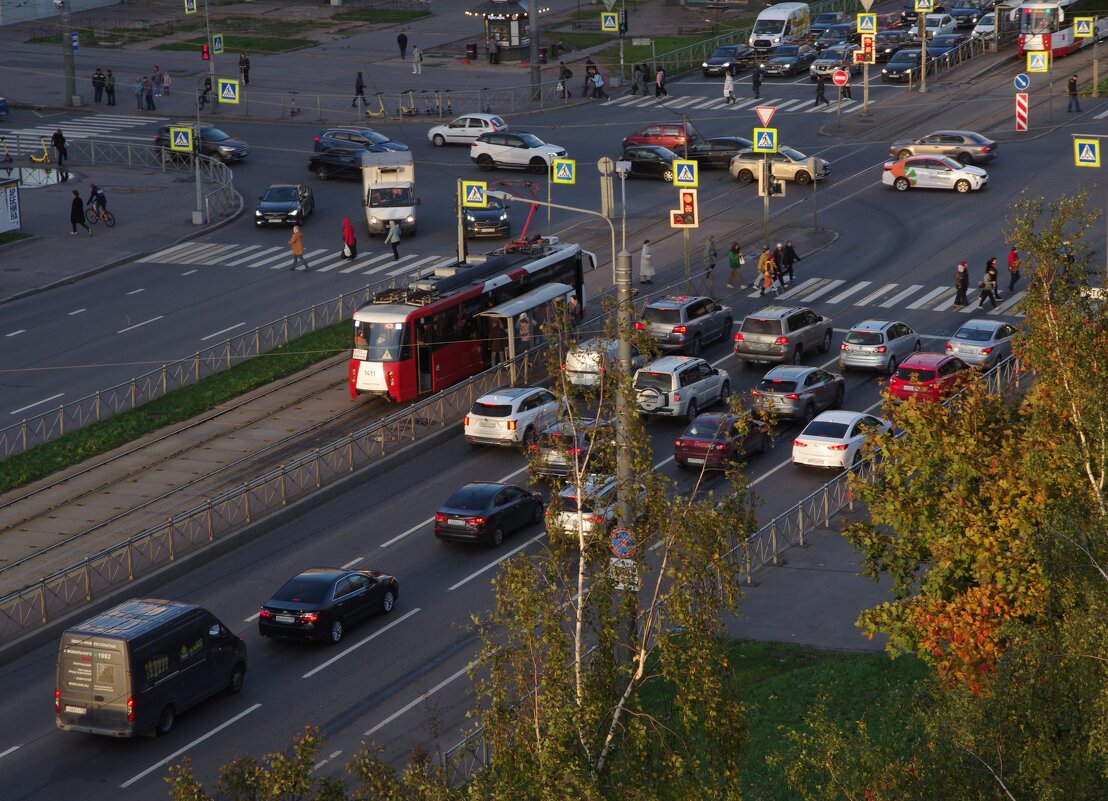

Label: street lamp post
[192,77,210,225]
[55,0,77,107]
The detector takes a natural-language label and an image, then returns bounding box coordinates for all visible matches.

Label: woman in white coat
[639,239,655,284]
[723,71,734,104]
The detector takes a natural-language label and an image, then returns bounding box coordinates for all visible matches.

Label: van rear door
[56,634,132,734]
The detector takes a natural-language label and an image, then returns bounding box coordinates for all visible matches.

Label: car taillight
[839,343,849,350]
[673,325,688,334]
[785,393,800,400]
[314,136,321,143]
[734,332,744,342]
[471,141,479,147]
[982,346,993,353]
[298,613,319,623]
[634,321,646,330]
[793,440,807,446]
[714,443,726,451]
[259,608,273,618]
[774,336,789,345]
[387,370,395,386]
[981,146,991,152]
[561,362,567,370]
[675,439,684,447]
[55,688,61,713]
[466,516,486,525]
[507,420,517,430]
[434,513,447,522]
[828,444,848,451]
[583,514,603,523]
[875,346,887,353]
[568,447,584,455]
[946,343,953,351]
[127,696,135,723]
[673,393,682,403]
[464,416,470,426]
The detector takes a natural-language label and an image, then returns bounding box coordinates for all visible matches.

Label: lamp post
[192,76,210,225]
[55,0,77,107]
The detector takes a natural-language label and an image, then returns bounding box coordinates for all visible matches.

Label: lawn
[331,8,432,24]
[155,35,317,54]
[0,231,31,247]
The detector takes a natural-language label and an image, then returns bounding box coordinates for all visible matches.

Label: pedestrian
[143,76,155,111]
[723,71,735,104]
[341,217,357,260]
[727,241,745,288]
[1006,246,1021,294]
[591,71,607,100]
[239,53,251,85]
[1068,73,1081,112]
[385,220,401,261]
[398,31,409,60]
[162,69,172,95]
[69,189,91,235]
[488,38,499,65]
[655,65,668,97]
[151,65,163,97]
[583,59,597,97]
[91,68,106,104]
[132,76,143,110]
[772,242,787,284]
[105,69,116,105]
[841,71,852,100]
[489,316,507,364]
[752,67,762,99]
[985,258,1001,301]
[288,225,310,271]
[757,248,776,295]
[51,129,67,166]
[352,72,367,107]
[953,261,969,306]
[412,45,423,75]
[640,239,655,284]
[702,234,718,282]
[558,62,573,99]
[630,63,643,95]
[814,75,829,107]
[567,293,581,323]
[518,313,532,350]
[782,240,800,285]
[977,278,997,310]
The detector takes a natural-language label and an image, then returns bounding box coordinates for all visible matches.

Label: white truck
[361,151,418,236]
[749,2,812,50]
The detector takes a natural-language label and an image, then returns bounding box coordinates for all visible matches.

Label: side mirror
[208,624,223,638]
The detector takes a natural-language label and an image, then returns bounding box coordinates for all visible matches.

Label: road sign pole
[863,62,870,116]
[457,179,466,264]
[918,12,927,95]
[1095,38,1100,98]
[547,165,552,232]
[683,228,691,293]
[762,155,770,250]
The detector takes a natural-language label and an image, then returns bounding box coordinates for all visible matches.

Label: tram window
[363,322,407,361]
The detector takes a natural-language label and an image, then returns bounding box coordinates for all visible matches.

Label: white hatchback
[792,410,891,469]
[427,113,507,147]
[463,386,560,448]
[470,131,567,173]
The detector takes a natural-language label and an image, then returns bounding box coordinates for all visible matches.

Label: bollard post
[59,404,65,436]
[131,377,137,408]
[770,519,779,564]
[161,364,167,395]
[95,390,101,422]
[243,484,251,522]
[127,541,134,579]
[797,502,805,547]
[206,501,214,541]
[195,351,201,382]
[84,561,92,601]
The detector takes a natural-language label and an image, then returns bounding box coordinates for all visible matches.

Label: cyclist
[87,184,108,218]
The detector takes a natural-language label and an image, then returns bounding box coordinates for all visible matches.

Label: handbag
[738,253,746,265]
[342,244,352,257]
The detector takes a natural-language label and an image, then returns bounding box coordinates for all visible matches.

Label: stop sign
[832,69,849,86]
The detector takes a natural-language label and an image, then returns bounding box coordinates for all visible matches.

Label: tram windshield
[353,321,406,361]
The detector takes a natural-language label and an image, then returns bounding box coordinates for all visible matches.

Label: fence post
[797,502,805,547]
[283,316,289,344]
[95,390,101,422]
[315,451,322,488]
[317,94,322,121]
[822,483,830,527]
[226,340,232,369]
[161,364,167,395]
[84,560,92,601]
[131,377,137,409]
[39,582,47,623]
[127,540,134,579]
[255,326,261,356]
[348,435,354,472]
[280,465,287,506]
[243,484,252,523]
[195,351,201,382]
[22,420,27,451]
[770,519,779,564]
[206,500,214,542]
[58,404,65,436]
[311,303,317,332]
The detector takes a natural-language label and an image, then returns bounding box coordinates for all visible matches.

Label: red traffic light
[201,44,210,60]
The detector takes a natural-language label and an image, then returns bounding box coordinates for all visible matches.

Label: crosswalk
[0,113,164,151]
[604,92,882,116]
[139,240,457,280]
[1091,105,1108,120]
[743,275,1025,316]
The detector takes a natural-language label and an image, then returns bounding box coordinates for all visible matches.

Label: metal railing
[903,34,991,90]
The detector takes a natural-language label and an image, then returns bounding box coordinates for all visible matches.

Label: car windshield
[273,577,330,604]
[897,367,937,382]
[877,32,903,42]
[741,317,782,335]
[926,14,946,24]
[517,133,545,148]
[470,401,513,417]
[890,51,920,63]
[357,130,389,145]
[444,487,494,511]
[935,156,962,169]
[540,430,583,448]
[753,19,785,33]
[953,327,993,342]
[263,187,299,202]
[815,14,840,23]
[203,128,231,142]
[932,35,961,45]
[846,331,883,345]
[684,420,729,439]
[369,187,414,206]
[978,13,994,23]
[710,46,738,58]
[757,378,798,392]
[771,47,799,57]
[801,421,849,439]
[635,372,673,390]
[780,146,805,161]
[644,307,681,325]
[353,320,406,360]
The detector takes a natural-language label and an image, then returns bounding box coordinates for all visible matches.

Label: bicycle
[364,91,388,119]
[85,203,116,228]
[29,136,51,164]
[197,88,211,112]
[398,89,418,116]
[480,87,492,114]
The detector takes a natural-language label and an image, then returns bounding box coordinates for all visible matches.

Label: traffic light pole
[58,1,77,107]
[762,155,770,249]
[203,0,217,113]
[918,12,927,94]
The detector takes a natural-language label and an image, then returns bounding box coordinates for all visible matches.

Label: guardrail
[902,34,990,90]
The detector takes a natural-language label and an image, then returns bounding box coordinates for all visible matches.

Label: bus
[349,237,595,402]
[1017,2,1102,57]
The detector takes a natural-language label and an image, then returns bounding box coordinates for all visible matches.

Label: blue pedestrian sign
[184,0,197,14]
[1075,17,1095,38]
[1074,137,1101,168]
[217,78,240,104]
[914,0,933,11]
[169,126,194,153]
[1013,73,1030,91]
[70,31,79,52]
[551,158,576,184]
[212,33,225,55]
[857,13,876,34]
[461,180,488,207]
[672,159,698,187]
[609,527,637,558]
[1027,51,1049,73]
[752,127,778,153]
[601,12,618,32]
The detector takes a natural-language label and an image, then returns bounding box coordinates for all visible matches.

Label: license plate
[750,342,768,351]
[448,518,466,527]
[480,420,496,428]
[902,385,919,391]
[275,614,295,624]
[64,705,86,715]
[687,458,705,465]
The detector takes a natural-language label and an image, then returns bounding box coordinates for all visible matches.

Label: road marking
[140,241,205,263]
[302,608,421,679]
[907,286,951,309]
[992,291,1025,315]
[880,284,924,308]
[181,269,198,276]
[449,533,545,591]
[126,288,144,295]
[363,661,473,737]
[243,249,292,269]
[342,556,364,568]
[0,745,21,759]
[776,276,821,299]
[272,248,328,270]
[244,611,259,623]
[335,253,393,274]
[117,315,163,334]
[119,703,262,789]
[380,516,434,548]
[10,393,64,415]
[5,329,25,337]
[226,246,282,267]
[799,278,845,302]
[68,308,86,316]
[855,283,898,306]
[825,280,871,304]
[204,244,259,265]
[313,750,344,772]
[200,322,245,342]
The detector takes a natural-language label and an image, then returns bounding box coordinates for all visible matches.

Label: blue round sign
[609,527,637,558]
[1014,73,1030,91]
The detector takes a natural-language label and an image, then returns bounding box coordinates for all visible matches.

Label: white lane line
[119,704,262,789]
[363,661,472,737]
[126,288,144,295]
[449,533,545,591]
[200,322,245,342]
[855,283,898,306]
[302,608,421,679]
[5,329,25,337]
[879,284,924,308]
[68,308,86,316]
[0,745,21,759]
[384,255,426,277]
[244,612,260,623]
[117,315,163,334]
[380,517,434,548]
[226,246,281,267]
[312,750,344,772]
[799,278,845,302]
[181,269,199,276]
[10,393,65,415]
[907,286,951,309]
[342,556,364,568]
[825,280,871,304]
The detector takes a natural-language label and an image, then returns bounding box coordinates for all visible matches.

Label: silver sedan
[946,321,1015,368]
[751,365,845,422]
[839,320,921,374]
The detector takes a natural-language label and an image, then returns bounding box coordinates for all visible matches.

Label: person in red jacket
[341,217,357,260]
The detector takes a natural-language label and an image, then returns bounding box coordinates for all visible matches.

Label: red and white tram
[1017,2,1101,57]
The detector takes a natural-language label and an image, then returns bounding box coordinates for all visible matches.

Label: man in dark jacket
[51,129,67,166]
[781,240,801,285]
[953,261,969,306]
[397,32,408,60]
[91,68,106,104]
[69,189,91,235]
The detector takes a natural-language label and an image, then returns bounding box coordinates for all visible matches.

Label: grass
[0,323,349,495]
[0,231,31,247]
[640,639,927,798]
[155,35,317,54]
[331,8,432,24]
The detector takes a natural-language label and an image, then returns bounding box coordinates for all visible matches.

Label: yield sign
[602,0,616,9]
[754,105,776,127]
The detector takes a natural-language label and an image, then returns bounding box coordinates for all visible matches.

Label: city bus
[348,237,595,402]
[1017,2,1101,57]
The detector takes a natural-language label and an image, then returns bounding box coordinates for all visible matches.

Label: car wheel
[329,619,345,644]
[316,168,329,180]
[156,705,175,736]
[490,526,505,547]
[685,399,699,423]
[737,168,755,183]
[689,334,702,356]
[529,157,547,173]
[894,177,910,191]
[227,663,245,694]
[791,346,803,365]
[662,169,675,182]
[887,356,898,376]
[382,590,395,614]
[432,133,446,147]
[477,154,494,171]
[819,330,832,353]
[852,451,863,468]
[956,152,972,165]
[897,148,913,160]
[802,403,815,424]
[532,501,544,525]
[719,380,731,403]
[832,386,844,409]
[521,426,537,451]
[795,170,811,185]
[955,179,971,193]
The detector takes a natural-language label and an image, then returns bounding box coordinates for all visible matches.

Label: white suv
[633,356,731,422]
[471,131,567,173]
[549,474,619,537]
[464,387,560,448]
[563,338,644,387]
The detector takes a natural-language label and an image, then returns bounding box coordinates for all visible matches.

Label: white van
[750,2,812,50]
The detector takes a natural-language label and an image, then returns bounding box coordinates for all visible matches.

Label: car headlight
[254,209,262,216]
[217,145,235,153]
[882,68,889,74]
[759,62,766,69]
[369,215,379,224]
[404,215,415,223]
[702,61,709,67]
[499,213,508,221]
[465,213,476,221]
[722,61,731,67]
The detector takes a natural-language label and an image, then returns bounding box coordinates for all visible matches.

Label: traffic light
[618,8,628,34]
[201,43,210,60]
[769,178,784,196]
[669,188,699,228]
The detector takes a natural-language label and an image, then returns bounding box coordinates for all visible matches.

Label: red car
[621,121,701,151]
[888,352,970,402]
[674,413,771,470]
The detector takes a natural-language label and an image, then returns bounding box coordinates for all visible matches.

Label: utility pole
[529,0,541,101]
[456,179,466,264]
[56,0,77,107]
[918,6,928,94]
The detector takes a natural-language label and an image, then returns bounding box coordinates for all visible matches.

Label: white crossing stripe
[337,253,395,274]
[775,277,821,299]
[139,241,205,263]
[728,98,760,111]
[773,98,806,112]
[880,284,924,307]
[250,249,298,269]
[226,246,281,266]
[798,278,845,302]
[932,289,962,312]
[0,113,166,145]
[855,283,899,306]
[825,280,872,304]
[1094,107,1108,120]
[386,254,442,277]
[664,96,703,108]
[907,286,952,309]
[178,244,237,264]
[692,97,726,109]
[270,248,328,268]
[204,244,260,265]
[991,290,1025,315]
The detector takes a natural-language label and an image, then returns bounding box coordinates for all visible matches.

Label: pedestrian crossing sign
[601,12,618,32]
[184,0,196,14]
[914,0,933,12]
[169,126,194,153]
[212,34,224,55]
[462,180,488,208]
[217,78,240,104]
[1074,137,1101,168]
[672,159,698,187]
[1075,17,1095,38]
[552,158,576,184]
[857,13,876,33]
[1026,51,1049,72]
[752,127,778,153]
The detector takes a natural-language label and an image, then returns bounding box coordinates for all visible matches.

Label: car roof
[953,320,1008,334]
[291,568,349,582]
[458,481,516,493]
[322,127,382,135]
[900,352,951,368]
[647,295,708,309]
[640,355,705,371]
[558,474,616,498]
[476,387,541,403]
[457,113,503,122]
[746,305,806,319]
[851,319,895,332]
[763,365,817,380]
[265,183,299,190]
[574,337,618,350]
[810,409,870,425]
[627,145,677,156]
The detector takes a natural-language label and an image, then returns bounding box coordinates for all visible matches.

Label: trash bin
[466,43,478,60]
[538,47,547,65]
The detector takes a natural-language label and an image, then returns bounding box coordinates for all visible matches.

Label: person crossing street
[288,225,310,271]
[814,75,830,107]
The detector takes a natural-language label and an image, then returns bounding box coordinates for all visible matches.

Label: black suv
[635,295,733,356]
[307,147,365,180]
[154,123,249,162]
[902,0,945,25]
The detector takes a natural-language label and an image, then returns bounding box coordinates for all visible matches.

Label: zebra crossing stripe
[139,241,202,263]
[386,254,444,277]
[226,246,281,267]
[250,249,298,269]
[728,98,759,111]
[798,278,845,302]
[880,284,924,307]
[1094,107,1108,120]
[992,291,1024,315]
[306,251,349,272]
[907,286,952,309]
[691,97,724,109]
[776,277,821,299]
[270,248,328,269]
[774,98,806,112]
[825,280,871,304]
[932,289,961,312]
[855,283,899,306]
[665,97,703,108]
[204,244,260,265]
[177,243,237,264]
[158,242,214,262]
[335,252,394,274]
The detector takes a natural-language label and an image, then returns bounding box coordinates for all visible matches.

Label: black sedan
[464,195,511,238]
[255,183,315,227]
[307,147,366,180]
[687,136,754,169]
[434,482,543,546]
[258,568,398,644]
[927,33,968,63]
[154,123,249,162]
[619,145,682,181]
[874,29,918,62]
[760,45,819,76]
[814,23,858,51]
[701,44,755,76]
